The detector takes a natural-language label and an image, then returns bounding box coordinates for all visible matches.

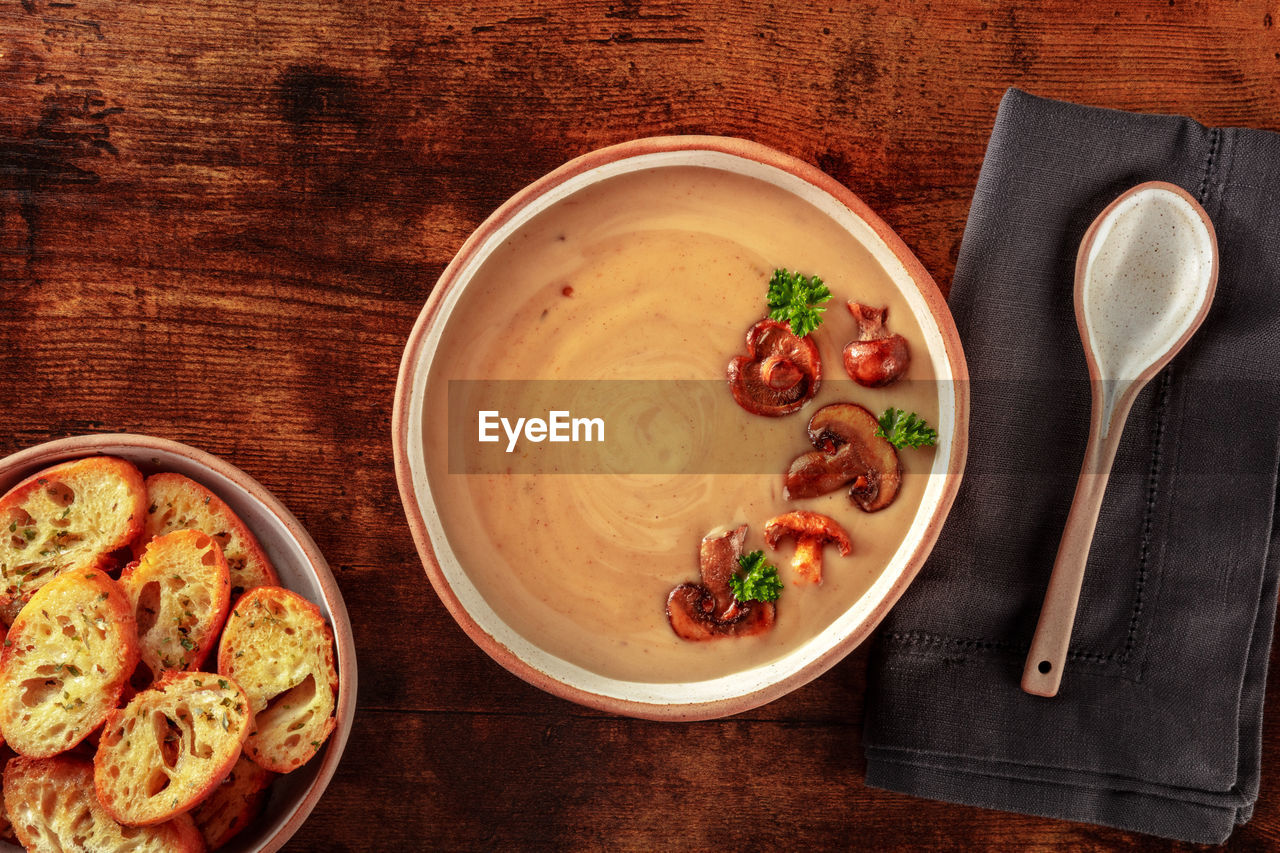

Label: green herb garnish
[875,408,938,449]
[728,550,783,604]
[767,269,832,337]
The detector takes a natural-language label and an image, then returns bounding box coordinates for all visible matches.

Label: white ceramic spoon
[1021,181,1218,697]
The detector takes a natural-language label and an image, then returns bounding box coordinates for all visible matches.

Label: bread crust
[94,670,253,826]
[138,473,280,599]
[121,529,231,679]
[192,754,275,849]
[0,569,138,758]
[0,456,146,621]
[218,587,337,773]
[4,754,206,852]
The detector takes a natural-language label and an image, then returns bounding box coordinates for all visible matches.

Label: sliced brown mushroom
[842,302,910,387]
[727,319,822,417]
[784,403,902,512]
[764,511,852,585]
[666,525,776,641]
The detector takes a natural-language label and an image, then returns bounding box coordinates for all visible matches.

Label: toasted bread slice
[0,456,146,622]
[192,754,275,849]
[5,754,205,852]
[0,745,15,844]
[121,529,231,680]
[138,473,279,599]
[95,670,252,826]
[0,569,138,757]
[218,587,337,773]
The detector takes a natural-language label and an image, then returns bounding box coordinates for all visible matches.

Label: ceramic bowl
[393,136,968,720]
[0,434,356,853]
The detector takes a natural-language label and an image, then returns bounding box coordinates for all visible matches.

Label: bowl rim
[0,433,356,852]
[392,135,969,720]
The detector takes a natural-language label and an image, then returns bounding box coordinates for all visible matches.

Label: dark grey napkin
[863,88,1280,844]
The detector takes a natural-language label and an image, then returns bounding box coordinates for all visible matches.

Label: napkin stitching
[1123,369,1172,671]
[1197,127,1222,204]
[882,631,1115,663]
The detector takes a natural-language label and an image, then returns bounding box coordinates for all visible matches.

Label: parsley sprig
[767,269,832,337]
[876,408,938,449]
[729,550,783,604]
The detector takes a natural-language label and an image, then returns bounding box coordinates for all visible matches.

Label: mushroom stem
[791,539,826,584]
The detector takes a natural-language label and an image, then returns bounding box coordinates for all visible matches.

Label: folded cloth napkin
[863,88,1280,844]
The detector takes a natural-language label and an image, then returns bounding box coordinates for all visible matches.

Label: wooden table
[3,1,1278,849]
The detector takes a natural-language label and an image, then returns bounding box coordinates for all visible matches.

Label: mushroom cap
[843,302,910,387]
[665,526,776,641]
[844,337,910,387]
[784,403,902,512]
[763,510,853,552]
[727,319,822,417]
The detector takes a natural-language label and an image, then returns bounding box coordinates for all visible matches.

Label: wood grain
[2,0,1279,849]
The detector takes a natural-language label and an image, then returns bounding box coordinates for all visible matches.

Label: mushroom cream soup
[423,166,939,682]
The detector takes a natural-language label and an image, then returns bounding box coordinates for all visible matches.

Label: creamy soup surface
[423,166,938,682]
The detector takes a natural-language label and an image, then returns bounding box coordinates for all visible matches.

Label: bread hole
[144,767,171,798]
[212,531,231,551]
[39,784,56,819]
[153,711,183,770]
[45,483,75,508]
[130,660,155,693]
[189,724,214,760]
[136,582,160,637]
[5,507,34,527]
[19,677,61,707]
[258,674,317,737]
[5,508,36,547]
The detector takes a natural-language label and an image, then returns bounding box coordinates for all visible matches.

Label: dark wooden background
[3,1,1279,850]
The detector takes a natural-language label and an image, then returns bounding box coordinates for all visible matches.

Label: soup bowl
[0,433,355,853]
[394,136,967,720]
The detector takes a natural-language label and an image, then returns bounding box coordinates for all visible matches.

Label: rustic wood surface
[3,1,1280,850]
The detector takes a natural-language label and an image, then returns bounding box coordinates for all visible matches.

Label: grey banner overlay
[446,378,1273,475]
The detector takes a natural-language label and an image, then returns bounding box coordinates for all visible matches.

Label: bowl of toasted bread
[0,434,355,853]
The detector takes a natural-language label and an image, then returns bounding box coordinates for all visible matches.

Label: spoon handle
[1021,398,1130,697]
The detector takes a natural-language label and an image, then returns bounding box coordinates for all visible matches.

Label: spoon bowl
[1021,181,1218,697]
